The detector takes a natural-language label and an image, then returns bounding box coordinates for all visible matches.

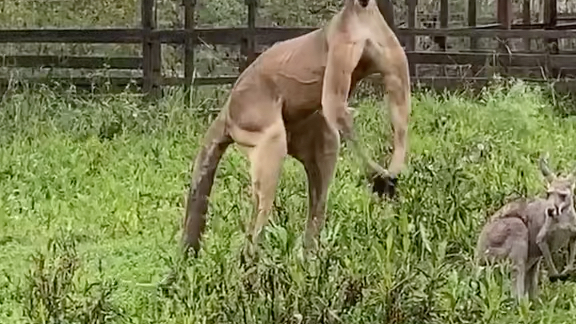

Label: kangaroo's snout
[546,206,558,218]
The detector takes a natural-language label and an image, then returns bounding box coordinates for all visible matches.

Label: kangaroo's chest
[547,226,576,251]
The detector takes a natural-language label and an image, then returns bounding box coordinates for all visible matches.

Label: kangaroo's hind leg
[476,216,529,300]
[506,219,529,300]
[245,127,288,246]
[228,94,288,250]
[287,111,340,251]
[525,259,541,301]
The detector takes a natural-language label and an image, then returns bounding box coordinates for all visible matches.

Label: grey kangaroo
[475,156,576,300]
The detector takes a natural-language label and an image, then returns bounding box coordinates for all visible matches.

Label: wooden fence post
[544,0,559,77]
[439,0,448,51]
[496,0,512,76]
[142,0,161,99]
[406,0,417,76]
[468,0,477,50]
[468,0,480,76]
[377,0,396,34]
[183,0,196,91]
[439,0,448,77]
[523,0,531,51]
[240,0,258,72]
[497,0,512,52]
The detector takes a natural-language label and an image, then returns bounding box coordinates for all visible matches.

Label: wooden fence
[2,0,576,97]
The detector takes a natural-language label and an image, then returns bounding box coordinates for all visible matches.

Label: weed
[20,231,123,324]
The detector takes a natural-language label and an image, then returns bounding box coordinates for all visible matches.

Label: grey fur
[475,156,576,300]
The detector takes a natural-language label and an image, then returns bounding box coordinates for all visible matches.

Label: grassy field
[1,80,576,323]
[3,0,576,323]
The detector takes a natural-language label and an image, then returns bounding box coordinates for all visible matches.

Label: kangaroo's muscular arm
[321,35,392,179]
[321,39,364,140]
[536,214,561,276]
[373,40,412,177]
[385,70,411,176]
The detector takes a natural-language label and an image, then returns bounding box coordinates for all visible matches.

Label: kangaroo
[180,0,411,256]
[475,156,576,300]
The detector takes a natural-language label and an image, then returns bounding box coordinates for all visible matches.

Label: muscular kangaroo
[182,0,411,256]
[476,156,576,301]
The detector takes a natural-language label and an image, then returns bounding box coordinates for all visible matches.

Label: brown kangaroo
[181,0,411,256]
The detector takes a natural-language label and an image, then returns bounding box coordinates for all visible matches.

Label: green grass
[2,80,576,323]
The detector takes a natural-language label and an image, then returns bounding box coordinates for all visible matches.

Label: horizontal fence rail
[3,27,576,45]
[0,55,142,69]
[3,51,576,93]
[4,51,574,74]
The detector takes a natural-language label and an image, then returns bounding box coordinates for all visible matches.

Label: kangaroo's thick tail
[182,108,232,256]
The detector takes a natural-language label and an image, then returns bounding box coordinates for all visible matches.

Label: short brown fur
[181,0,411,255]
[475,156,576,301]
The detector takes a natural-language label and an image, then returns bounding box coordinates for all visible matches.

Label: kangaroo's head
[539,155,576,219]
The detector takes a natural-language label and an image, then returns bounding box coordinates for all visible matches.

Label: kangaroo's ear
[539,154,556,183]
